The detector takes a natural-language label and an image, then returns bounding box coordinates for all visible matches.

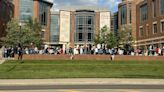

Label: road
[1,79,164,92]
[0,84,164,92]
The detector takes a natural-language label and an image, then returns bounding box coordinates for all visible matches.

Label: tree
[25,18,42,47]
[94,25,117,48]
[106,32,117,48]
[117,25,134,51]
[1,18,42,47]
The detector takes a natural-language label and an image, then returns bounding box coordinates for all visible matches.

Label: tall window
[50,14,59,42]
[153,23,157,34]
[129,4,132,24]
[160,0,164,15]
[88,33,93,41]
[75,11,95,43]
[152,0,157,17]
[19,0,33,22]
[39,1,48,25]
[78,33,83,41]
[161,21,164,32]
[120,5,127,25]
[140,4,148,22]
[129,9,132,24]
[1,1,7,19]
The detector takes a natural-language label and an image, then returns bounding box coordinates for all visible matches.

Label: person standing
[111,48,115,61]
[18,47,23,62]
[4,46,8,58]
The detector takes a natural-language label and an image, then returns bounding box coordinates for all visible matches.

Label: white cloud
[52,0,121,12]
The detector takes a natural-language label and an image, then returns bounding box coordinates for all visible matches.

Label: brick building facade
[118,0,143,48]
[13,0,53,45]
[136,0,164,49]
[50,7,111,49]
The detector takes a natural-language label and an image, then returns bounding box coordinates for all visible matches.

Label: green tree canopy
[117,25,134,50]
[94,25,117,48]
[1,18,42,48]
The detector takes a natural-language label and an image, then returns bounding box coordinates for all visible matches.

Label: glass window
[77,16,84,25]
[160,0,164,15]
[75,13,95,43]
[152,0,157,17]
[39,1,48,25]
[19,0,33,22]
[120,5,127,25]
[129,9,132,24]
[88,33,93,41]
[50,14,59,42]
[1,2,7,19]
[78,33,83,41]
[153,23,157,34]
[78,25,83,30]
[161,21,164,32]
[87,16,93,24]
[88,27,92,30]
[129,4,132,24]
[140,4,148,22]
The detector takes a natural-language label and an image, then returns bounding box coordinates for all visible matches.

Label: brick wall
[14,55,164,61]
[136,0,164,47]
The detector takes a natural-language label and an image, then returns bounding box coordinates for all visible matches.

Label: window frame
[160,0,164,15]
[152,22,158,34]
[160,20,164,32]
[152,0,157,17]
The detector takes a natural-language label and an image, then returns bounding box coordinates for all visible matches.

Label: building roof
[59,6,110,12]
[42,0,53,5]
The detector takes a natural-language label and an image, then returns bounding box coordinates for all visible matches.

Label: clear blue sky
[52,0,121,12]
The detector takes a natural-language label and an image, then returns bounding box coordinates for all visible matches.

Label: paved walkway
[0,78,164,86]
[0,48,4,64]
[0,59,5,64]
[0,56,5,64]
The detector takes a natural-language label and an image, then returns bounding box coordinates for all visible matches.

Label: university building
[0,0,14,45]
[118,0,143,48]
[136,0,164,49]
[12,0,53,45]
[50,7,111,48]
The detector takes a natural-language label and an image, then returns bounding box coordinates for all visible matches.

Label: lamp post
[18,22,22,47]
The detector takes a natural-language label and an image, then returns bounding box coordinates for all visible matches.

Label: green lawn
[0,60,164,79]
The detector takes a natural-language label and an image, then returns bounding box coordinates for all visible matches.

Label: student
[111,48,115,61]
[18,47,23,62]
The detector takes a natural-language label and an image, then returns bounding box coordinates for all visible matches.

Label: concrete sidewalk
[0,78,164,86]
[0,59,5,64]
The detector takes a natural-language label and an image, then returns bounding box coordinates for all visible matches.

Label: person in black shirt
[18,47,23,62]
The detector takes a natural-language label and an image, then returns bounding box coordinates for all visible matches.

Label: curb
[0,79,164,86]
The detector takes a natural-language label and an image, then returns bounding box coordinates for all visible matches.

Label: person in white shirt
[95,47,98,54]
[158,48,161,56]
[80,46,83,54]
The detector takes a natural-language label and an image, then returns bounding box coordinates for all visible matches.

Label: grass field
[0,60,164,79]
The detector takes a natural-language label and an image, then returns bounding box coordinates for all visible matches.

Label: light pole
[19,22,22,47]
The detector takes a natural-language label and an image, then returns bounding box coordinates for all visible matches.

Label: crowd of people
[1,44,164,59]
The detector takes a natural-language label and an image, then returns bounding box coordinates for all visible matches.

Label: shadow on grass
[6,61,23,72]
